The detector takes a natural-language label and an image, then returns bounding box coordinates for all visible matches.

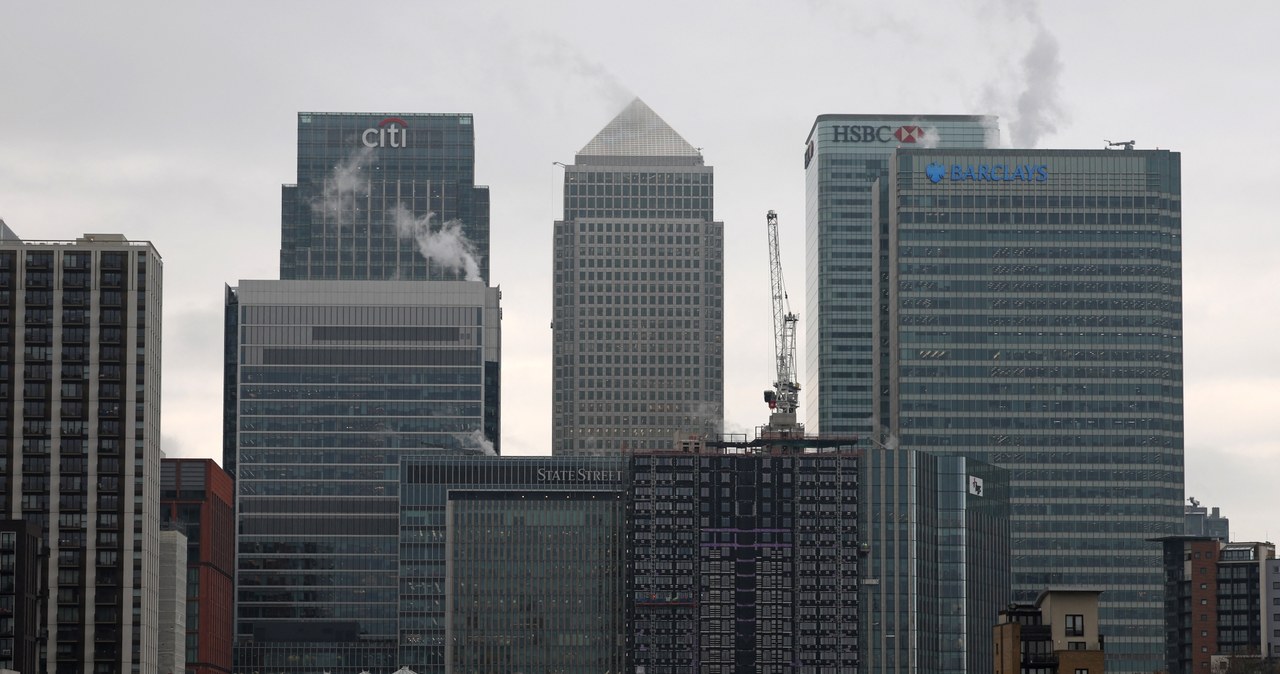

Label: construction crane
[763,210,801,429]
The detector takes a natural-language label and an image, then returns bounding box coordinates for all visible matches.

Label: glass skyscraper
[228,281,500,674]
[803,115,998,438]
[859,447,1010,674]
[281,112,491,282]
[552,99,724,454]
[1,233,163,674]
[887,148,1184,673]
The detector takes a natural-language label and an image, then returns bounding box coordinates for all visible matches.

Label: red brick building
[161,458,234,674]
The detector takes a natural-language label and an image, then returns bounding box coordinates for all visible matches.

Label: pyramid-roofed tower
[577,98,702,160]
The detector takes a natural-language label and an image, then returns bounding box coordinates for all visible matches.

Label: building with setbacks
[552,99,724,454]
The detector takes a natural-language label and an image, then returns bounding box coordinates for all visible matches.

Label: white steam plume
[1010,26,1064,147]
[312,146,374,217]
[978,4,1067,148]
[391,206,482,282]
[918,127,942,149]
[459,430,496,456]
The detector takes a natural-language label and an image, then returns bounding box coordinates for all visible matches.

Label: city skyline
[2,2,1277,541]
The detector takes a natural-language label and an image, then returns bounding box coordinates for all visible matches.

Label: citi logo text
[362,117,409,148]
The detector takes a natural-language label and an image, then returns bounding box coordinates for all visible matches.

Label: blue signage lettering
[926,162,1048,184]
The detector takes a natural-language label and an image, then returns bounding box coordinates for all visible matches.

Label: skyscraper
[280,112,491,282]
[552,99,724,454]
[859,448,1010,674]
[228,111,501,674]
[887,148,1184,673]
[1,232,163,674]
[803,115,998,437]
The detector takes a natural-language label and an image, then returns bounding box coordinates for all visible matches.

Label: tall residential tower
[1,232,163,674]
[552,99,724,454]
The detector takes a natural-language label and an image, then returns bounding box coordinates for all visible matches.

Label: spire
[578,98,701,158]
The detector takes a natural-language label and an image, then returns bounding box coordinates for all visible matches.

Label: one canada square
[552,99,724,454]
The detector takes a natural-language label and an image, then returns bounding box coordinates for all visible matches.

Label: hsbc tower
[803,115,998,438]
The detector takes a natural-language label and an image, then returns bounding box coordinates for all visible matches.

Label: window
[1068,641,1086,650]
[1076,669,1089,674]
[1065,614,1085,636]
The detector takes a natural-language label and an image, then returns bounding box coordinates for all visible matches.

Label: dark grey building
[887,148,1184,673]
[228,281,501,674]
[552,99,724,454]
[1,232,164,674]
[398,455,627,674]
[627,448,860,672]
[802,115,999,438]
[860,447,1010,674]
[0,519,41,674]
[281,112,491,283]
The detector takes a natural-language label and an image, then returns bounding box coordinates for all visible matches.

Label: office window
[1065,614,1085,636]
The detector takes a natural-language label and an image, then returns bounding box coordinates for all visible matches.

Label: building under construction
[626,443,861,673]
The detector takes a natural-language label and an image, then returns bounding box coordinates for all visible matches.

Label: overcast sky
[3,1,1276,540]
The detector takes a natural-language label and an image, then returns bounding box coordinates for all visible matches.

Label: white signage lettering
[361,117,409,148]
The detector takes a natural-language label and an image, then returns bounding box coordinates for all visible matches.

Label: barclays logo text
[925,162,1048,184]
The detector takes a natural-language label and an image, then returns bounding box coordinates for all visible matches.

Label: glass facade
[859,448,1010,674]
[0,235,163,674]
[803,115,998,437]
[398,455,627,674]
[281,112,491,283]
[888,149,1184,673]
[229,281,501,674]
[628,450,860,672]
[552,99,724,454]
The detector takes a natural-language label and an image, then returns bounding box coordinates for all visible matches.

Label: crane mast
[764,210,801,426]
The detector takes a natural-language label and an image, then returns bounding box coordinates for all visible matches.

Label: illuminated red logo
[894,126,925,143]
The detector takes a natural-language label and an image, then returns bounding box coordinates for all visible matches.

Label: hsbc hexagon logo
[895,126,925,143]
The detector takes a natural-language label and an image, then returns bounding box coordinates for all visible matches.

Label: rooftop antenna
[1105,139,1136,150]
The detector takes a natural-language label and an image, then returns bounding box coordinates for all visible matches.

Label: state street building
[552,99,724,454]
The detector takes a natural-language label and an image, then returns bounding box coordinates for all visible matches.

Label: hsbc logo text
[362,117,409,148]
[831,124,929,143]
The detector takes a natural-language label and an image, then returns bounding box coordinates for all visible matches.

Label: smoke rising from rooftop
[391,206,482,282]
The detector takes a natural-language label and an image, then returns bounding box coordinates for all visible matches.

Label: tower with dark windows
[1,231,163,674]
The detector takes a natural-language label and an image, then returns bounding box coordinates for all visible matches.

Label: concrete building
[552,99,724,454]
[861,447,1011,674]
[627,446,860,672]
[802,115,999,438]
[160,458,234,674]
[228,281,501,674]
[1,232,162,674]
[887,148,1185,673]
[1186,500,1230,540]
[1157,537,1276,674]
[280,112,491,283]
[995,589,1106,674]
[156,528,187,674]
[0,519,41,674]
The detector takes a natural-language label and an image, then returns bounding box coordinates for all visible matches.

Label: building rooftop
[578,98,701,158]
